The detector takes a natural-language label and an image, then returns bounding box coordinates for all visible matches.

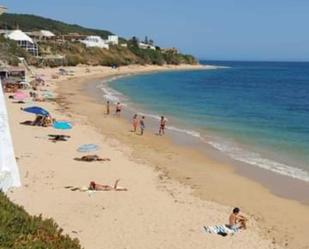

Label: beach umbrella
[22,106,49,116]
[53,121,72,130]
[14,91,28,101]
[77,144,99,153]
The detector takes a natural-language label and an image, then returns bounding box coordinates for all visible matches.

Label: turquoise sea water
[103,61,309,182]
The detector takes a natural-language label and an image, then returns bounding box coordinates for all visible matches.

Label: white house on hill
[107,35,119,45]
[138,42,156,50]
[5,30,38,56]
[0,6,7,15]
[80,36,109,49]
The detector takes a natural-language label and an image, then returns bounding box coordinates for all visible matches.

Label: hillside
[0,13,113,39]
[0,13,198,66]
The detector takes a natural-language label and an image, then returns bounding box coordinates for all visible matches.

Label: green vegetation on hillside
[0,36,30,66]
[35,40,197,67]
[0,192,81,249]
[0,13,113,39]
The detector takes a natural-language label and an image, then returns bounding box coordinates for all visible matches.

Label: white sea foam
[167,126,202,138]
[203,65,230,70]
[208,140,309,182]
[100,85,127,104]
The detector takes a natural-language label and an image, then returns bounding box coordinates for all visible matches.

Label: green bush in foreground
[0,192,82,249]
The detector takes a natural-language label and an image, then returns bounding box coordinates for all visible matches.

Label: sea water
[103,61,309,182]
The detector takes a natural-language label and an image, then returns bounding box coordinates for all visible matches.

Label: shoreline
[6,64,309,249]
[93,68,309,204]
[98,72,309,205]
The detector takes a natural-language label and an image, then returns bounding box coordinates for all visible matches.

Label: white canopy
[40,30,55,37]
[0,79,21,191]
[6,30,34,43]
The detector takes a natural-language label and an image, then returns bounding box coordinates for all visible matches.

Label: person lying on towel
[74,155,111,162]
[66,179,127,192]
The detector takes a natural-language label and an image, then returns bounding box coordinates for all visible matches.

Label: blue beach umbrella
[77,144,99,153]
[22,106,49,116]
[53,121,72,130]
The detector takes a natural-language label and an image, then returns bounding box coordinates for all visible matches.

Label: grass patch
[0,192,82,249]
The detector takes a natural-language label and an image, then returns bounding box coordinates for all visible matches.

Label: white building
[138,42,156,50]
[80,36,109,49]
[0,5,7,15]
[5,30,38,56]
[29,30,55,40]
[0,77,21,192]
[107,35,119,45]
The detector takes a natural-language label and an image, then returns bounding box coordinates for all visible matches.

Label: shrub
[0,192,82,249]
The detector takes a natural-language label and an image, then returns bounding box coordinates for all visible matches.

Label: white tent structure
[5,30,39,56]
[40,30,55,38]
[0,79,21,191]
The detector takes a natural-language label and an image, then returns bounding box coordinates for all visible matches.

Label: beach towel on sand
[203,225,239,236]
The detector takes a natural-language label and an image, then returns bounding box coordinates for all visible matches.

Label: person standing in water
[140,116,145,135]
[132,114,138,132]
[158,116,167,135]
[106,101,110,115]
[115,102,121,116]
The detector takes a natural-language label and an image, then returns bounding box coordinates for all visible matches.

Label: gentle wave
[208,140,309,182]
[167,126,202,138]
[99,85,126,104]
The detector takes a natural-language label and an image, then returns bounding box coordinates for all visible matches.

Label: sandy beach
[6,64,309,249]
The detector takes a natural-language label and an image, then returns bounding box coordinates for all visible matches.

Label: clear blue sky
[2,0,309,61]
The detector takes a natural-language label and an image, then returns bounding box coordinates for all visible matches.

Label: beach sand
[6,64,309,249]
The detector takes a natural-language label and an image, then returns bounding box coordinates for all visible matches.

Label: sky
[1,0,309,61]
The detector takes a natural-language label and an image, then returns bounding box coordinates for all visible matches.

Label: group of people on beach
[132,114,145,135]
[105,100,167,136]
[105,100,122,117]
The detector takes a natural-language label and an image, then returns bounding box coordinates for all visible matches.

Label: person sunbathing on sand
[49,134,71,142]
[66,179,127,191]
[74,155,111,162]
[228,207,248,230]
[89,179,127,191]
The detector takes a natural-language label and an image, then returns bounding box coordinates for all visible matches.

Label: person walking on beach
[106,101,110,115]
[132,114,138,132]
[228,207,248,230]
[140,116,145,135]
[115,102,121,116]
[158,116,167,135]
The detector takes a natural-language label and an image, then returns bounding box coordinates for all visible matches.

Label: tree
[144,36,148,44]
[131,36,139,47]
